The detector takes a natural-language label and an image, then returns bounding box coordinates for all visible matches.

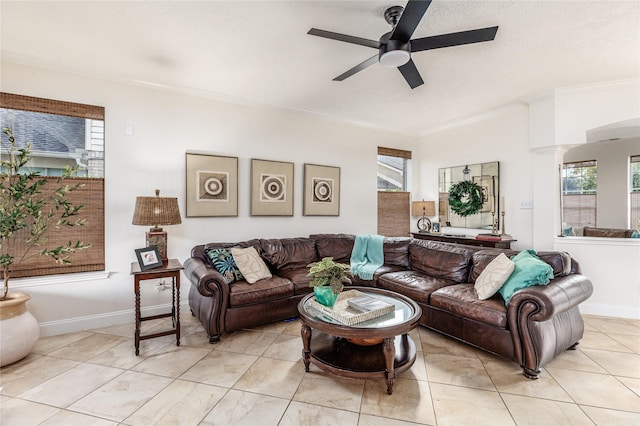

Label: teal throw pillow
[498,249,554,306]
[632,231,640,239]
[205,248,245,284]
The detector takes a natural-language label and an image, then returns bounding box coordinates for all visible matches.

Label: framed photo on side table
[135,247,163,271]
[431,222,441,234]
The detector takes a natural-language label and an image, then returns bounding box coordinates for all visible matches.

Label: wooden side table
[130,258,184,355]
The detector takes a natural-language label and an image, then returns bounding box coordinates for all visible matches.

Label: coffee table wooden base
[301,324,416,395]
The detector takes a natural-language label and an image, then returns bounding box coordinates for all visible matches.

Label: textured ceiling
[1,1,639,136]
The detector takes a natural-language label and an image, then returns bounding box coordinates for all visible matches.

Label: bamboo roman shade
[377,191,410,237]
[1,92,105,278]
[7,177,105,278]
[0,92,104,120]
[377,146,412,159]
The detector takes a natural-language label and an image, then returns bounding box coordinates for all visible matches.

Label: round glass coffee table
[298,287,421,394]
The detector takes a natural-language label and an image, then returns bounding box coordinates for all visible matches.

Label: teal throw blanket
[350,234,384,280]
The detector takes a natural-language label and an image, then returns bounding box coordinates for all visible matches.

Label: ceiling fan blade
[398,59,424,89]
[411,26,499,52]
[390,0,432,42]
[333,55,379,81]
[308,28,380,49]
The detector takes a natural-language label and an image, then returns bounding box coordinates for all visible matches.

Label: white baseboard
[38,302,191,337]
[580,302,640,320]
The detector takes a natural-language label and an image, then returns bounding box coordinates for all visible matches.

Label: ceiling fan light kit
[379,40,411,67]
[308,0,498,89]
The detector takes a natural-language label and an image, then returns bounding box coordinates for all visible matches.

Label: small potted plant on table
[307,257,351,307]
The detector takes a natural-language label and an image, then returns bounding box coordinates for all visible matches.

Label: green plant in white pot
[307,257,351,307]
[0,127,90,366]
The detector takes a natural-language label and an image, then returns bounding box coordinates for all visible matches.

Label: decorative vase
[313,286,339,308]
[0,292,40,367]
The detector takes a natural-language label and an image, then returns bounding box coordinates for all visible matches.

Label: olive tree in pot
[0,127,89,366]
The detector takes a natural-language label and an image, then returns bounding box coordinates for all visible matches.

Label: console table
[130,258,183,355]
[412,233,515,249]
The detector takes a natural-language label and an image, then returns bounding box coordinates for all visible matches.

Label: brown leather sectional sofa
[185,233,593,379]
[583,226,636,238]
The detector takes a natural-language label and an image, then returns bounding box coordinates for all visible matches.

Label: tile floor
[1,313,639,425]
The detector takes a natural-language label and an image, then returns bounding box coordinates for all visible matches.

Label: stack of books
[309,289,395,326]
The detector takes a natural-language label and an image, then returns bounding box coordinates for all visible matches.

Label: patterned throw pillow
[231,246,272,284]
[474,253,515,300]
[205,248,244,284]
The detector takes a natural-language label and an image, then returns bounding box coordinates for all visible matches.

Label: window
[631,155,640,229]
[0,92,105,278]
[377,147,411,191]
[376,147,411,236]
[562,160,597,227]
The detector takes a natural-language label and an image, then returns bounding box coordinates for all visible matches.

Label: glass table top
[301,289,417,329]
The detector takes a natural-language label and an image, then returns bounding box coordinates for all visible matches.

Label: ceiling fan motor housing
[379,36,411,67]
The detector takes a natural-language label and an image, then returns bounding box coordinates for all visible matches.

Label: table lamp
[132,189,182,263]
[411,200,436,233]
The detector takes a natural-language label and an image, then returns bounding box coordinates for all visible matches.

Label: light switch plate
[519,199,533,209]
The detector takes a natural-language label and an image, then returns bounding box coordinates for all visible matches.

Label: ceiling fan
[308,0,498,89]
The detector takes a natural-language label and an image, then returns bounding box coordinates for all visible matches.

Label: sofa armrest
[507,274,593,378]
[184,257,232,342]
[184,257,230,297]
[508,274,593,321]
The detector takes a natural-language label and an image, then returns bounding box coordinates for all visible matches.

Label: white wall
[418,80,640,319]
[564,137,640,229]
[555,237,640,319]
[418,104,535,250]
[2,61,419,335]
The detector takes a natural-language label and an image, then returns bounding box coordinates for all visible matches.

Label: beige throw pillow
[231,246,272,284]
[474,253,515,300]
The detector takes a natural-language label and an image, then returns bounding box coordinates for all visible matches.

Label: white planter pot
[0,292,40,367]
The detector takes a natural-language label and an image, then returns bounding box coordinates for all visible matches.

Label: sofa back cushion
[311,234,354,264]
[409,240,476,283]
[470,249,572,282]
[260,238,319,271]
[383,237,411,268]
[192,239,262,262]
[583,226,633,238]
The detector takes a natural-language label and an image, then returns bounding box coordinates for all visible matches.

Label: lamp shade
[411,200,435,217]
[132,190,182,229]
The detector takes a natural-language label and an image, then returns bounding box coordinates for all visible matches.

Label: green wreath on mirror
[448,180,484,217]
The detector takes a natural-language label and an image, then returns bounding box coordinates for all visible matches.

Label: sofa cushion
[260,238,319,271]
[474,253,514,300]
[536,251,572,277]
[383,237,411,267]
[409,240,476,283]
[377,270,454,304]
[278,268,314,295]
[231,246,272,284]
[229,276,294,307]
[498,250,554,306]
[311,234,355,264]
[430,284,507,328]
[205,248,245,283]
[470,249,571,282]
[193,239,262,262]
[350,264,405,287]
[583,226,633,238]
